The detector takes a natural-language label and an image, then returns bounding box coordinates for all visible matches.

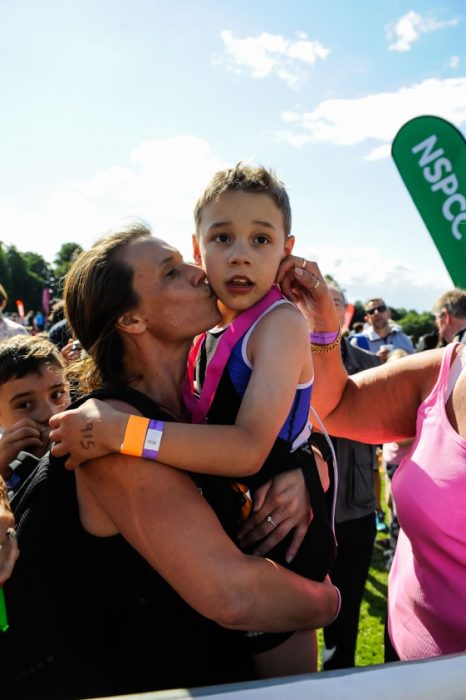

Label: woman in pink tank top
[388,341,466,658]
[276,254,466,661]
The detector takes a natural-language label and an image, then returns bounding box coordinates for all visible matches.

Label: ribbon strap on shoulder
[183,286,283,423]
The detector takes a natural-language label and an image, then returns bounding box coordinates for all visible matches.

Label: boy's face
[0,364,70,454]
[193,190,294,324]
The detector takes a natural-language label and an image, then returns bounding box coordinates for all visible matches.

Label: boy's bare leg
[253,630,317,679]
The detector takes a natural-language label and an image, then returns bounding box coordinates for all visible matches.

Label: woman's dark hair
[64,221,151,393]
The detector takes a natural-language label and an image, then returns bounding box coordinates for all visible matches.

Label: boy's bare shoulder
[251,300,309,345]
[262,299,308,326]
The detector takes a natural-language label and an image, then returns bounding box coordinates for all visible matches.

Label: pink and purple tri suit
[183,287,336,652]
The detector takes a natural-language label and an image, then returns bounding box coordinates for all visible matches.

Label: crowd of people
[0,163,465,698]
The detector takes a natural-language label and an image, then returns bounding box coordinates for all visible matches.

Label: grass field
[318,526,391,669]
[354,533,390,666]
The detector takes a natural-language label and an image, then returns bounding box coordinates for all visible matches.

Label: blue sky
[0,0,465,310]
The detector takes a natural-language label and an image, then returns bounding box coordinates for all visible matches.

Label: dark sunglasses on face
[366,304,387,315]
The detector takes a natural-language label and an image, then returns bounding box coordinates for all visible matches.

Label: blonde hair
[432,289,466,320]
[387,349,408,363]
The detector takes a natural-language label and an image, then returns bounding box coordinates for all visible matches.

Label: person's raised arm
[276,254,443,443]
[77,445,339,633]
[276,255,349,421]
[322,349,442,443]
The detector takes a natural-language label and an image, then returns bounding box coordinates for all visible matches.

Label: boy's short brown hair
[194,162,292,237]
[0,335,64,387]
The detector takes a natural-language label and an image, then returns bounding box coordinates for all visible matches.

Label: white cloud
[449,55,460,69]
[213,30,329,89]
[0,136,228,262]
[299,244,451,309]
[277,76,466,155]
[386,10,459,52]
[364,144,391,161]
[0,135,453,312]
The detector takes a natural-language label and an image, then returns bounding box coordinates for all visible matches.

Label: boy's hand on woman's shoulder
[0,419,43,478]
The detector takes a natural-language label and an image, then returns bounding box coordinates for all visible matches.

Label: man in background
[433,289,466,345]
[323,284,381,670]
[351,297,414,357]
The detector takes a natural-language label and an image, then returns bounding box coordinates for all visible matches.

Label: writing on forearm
[79,422,95,450]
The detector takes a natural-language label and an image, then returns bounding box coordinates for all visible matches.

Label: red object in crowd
[15,300,25,318]
[343,303,355,333]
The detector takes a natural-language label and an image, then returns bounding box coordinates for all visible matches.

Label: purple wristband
[142,420,165,461]
[310,330,340,345]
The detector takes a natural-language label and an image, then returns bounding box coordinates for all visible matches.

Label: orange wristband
[120,415,150,457]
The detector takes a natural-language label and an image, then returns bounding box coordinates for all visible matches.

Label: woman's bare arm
[51,306,311,477]
[319,349,442,443]
[76,450,338,633]
[275,253,444,443]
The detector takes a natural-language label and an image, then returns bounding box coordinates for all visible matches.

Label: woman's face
[123,237,221,342]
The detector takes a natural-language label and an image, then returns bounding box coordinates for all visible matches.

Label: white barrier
[94,653,466,700]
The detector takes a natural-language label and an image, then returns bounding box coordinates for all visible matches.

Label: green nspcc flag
[392,115,466,288]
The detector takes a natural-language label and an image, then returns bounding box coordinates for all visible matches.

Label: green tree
[23,251,53,283]
[53,243,83,286]
[398,311,436,342]
[352,301,366,325]
[1,246,54,314]
[4,246,45,313]
[391,307,407,321]
[0,242,10,291]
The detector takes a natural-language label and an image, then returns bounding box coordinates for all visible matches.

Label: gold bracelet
[310,326,342,354]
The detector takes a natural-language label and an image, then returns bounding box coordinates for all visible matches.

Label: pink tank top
[388,342,466,659]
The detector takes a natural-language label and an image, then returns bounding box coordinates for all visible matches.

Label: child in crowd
[0,335,70,494]
[50,164,337,676]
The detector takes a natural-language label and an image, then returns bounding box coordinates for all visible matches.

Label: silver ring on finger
[301,257,307,269]
[311,277,320,290]
[266,515,278,528]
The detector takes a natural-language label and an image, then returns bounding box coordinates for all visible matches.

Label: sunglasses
[366,304,387,315]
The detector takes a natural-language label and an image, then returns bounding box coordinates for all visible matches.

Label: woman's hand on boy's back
[237,469,312,563]
[0,418,43,478]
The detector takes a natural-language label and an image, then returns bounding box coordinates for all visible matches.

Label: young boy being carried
[50,164,339,677]
[0,335,71,496]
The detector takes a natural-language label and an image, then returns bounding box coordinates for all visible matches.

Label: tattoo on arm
[79,422,95,450]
